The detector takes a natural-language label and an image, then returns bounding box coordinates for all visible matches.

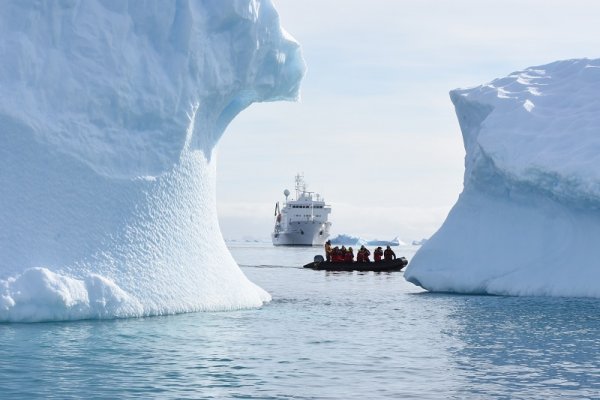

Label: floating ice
[405,58,600,298]
[329,234,367,246]
[330,234,405,247]
[367,237,404,247]
[0,0,305,322]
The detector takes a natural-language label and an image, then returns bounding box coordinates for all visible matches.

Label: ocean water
[0,242,598,399]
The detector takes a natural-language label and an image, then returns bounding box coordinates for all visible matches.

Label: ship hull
[272,221,330,246]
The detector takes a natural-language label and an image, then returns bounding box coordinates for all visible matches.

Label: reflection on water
[0,243,598,399]
[442,295,600,399]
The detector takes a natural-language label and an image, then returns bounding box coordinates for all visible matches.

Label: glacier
[405,58,600,298]
[0,0,305,322]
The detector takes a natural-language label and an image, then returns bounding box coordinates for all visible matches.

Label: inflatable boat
[303,256,408,272]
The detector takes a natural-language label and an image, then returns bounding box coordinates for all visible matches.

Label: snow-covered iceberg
[405,58,600,298]
[330,234,407,246]
[329,234,367,246]
[367,237,405,247]
[0,0,305,322]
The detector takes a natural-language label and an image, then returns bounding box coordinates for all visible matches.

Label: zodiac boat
[303,255,409,272]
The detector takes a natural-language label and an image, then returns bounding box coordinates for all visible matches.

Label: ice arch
[0,0,305,321]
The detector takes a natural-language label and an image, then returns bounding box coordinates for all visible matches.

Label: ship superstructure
[272,174,332,246]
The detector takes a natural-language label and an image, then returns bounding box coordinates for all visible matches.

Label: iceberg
[330,234,406,247]
[367,237,405,247]
[405,59,600,298]
[329,234,367,246]
[0,0,305,321]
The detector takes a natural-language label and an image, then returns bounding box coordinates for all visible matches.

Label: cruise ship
[272,174,332,246]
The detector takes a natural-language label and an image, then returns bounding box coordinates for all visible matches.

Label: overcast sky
[216,0,600,242]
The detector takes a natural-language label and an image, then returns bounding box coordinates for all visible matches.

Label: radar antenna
[295,173,306,199]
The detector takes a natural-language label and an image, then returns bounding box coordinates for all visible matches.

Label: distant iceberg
[0,0,305,322]
[330,234,405,247]
[367,237,405,246]
[405,58,600,298]
[329,234,366,246]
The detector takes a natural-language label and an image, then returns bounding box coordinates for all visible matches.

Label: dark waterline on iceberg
[0,243,598,399]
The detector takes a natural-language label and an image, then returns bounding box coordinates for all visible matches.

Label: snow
[405,58,600,298]
[0,0,305,322]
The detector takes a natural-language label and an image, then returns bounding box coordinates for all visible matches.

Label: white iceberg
[0,0,305,321]
[367,237,405,247]
[405,58,600,298]
[329,234,367,246]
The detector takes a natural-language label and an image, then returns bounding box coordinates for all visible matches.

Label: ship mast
[295,173,306,199]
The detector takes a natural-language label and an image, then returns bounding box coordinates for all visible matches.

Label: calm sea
[0,242,598,399]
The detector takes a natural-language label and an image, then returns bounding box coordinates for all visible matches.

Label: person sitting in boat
[357,245,370,263]
[344,247,354,262]
[332,246,345,263]
[384,245,396,261]
[356,247,364,262]
[331,246,338,262]
[325,240,332,262]
[363,246,371,262]
[340,246,347,259]
[374,246,384,262]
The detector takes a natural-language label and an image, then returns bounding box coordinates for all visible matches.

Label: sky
[216,0,600,242]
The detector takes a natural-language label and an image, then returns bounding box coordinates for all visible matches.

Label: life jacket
[363,249,371,262]
[374,249,383,262]
[344,252,353,262]
[332,248,343,262]
[384,249,395,260]
[356,250,364,262]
